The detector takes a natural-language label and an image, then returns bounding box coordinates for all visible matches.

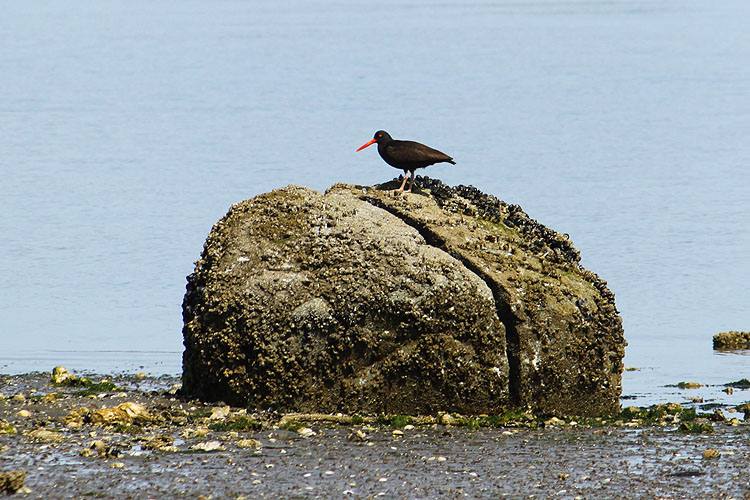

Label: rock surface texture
[182,179,626,416]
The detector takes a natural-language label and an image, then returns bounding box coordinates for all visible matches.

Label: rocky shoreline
[2,369,750,498]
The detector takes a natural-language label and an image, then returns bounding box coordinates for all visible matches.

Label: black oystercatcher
[356,130,455,193]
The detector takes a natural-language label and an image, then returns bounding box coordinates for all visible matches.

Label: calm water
[1,1,748,405]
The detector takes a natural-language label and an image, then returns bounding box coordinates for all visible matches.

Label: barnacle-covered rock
[181,179,625,416]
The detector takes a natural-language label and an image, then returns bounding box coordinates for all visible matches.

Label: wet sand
[1,372,749,499]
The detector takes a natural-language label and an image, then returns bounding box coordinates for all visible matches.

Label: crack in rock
[360,194,522,406]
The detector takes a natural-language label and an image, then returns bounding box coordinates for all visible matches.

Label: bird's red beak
[356,138,377,152]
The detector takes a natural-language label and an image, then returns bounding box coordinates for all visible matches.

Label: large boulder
[182,179,625,416]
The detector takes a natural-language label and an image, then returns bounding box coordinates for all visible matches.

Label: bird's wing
[387,140,454,164]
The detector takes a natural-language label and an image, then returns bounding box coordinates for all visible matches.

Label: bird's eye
[377,133,382,137]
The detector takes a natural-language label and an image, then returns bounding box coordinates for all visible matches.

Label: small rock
[392,430,404,437]
[347,429,368,442]
[191,440,225,452]
[111,462,125,468]
[51,366,73,384]
[135,372,147,379]
[544,417,563,426]
[209,406,231,420]
[236,438,261,449]
[436,456,447,462]
[713,330,750,350]
[42,394,59,403]
[181,427,210,439]
[0,470,25,494]
[666,403,683,412]
[27,429,65,443]
[103,447,122,459]
[297,427,316,438]
[723,387,734,395]
[403,424,415,431]
[87,440,121,458]
[702,449,721,460]
[88,441,105,454]
[87,402,155,426]
[440,413,457,425]
[558,473,570,481]
[141,434,174,451]
[80,447,96,457]
[0,421,16,435]
[64,407,89,428]
[710,409,726,422]
[17,410,31,418]
[11,394,25,401]
[728,418,741,426]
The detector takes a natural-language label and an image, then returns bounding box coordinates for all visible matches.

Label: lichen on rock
[182,180,625,416]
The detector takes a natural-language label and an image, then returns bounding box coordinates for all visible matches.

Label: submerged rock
[182,180,625,416]
[713,331,750,350]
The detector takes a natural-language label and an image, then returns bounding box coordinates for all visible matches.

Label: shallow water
[1,1,748,405]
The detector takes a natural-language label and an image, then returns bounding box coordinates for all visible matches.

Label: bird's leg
[395,170,410,192]
[404,170,416,193]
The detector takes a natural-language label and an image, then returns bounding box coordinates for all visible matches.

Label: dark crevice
[360,195,522,405]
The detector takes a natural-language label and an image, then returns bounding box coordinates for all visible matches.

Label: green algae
[52,375,122,395]
[456,408,537,429]
[208,416,262,432]
[113,423,144,435]
[677,422,714,434]
[725,378,750,388]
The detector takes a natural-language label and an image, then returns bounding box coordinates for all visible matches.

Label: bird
[356,130,455,193]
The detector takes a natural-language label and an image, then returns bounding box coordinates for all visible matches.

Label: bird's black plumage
[357,130,455,192]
